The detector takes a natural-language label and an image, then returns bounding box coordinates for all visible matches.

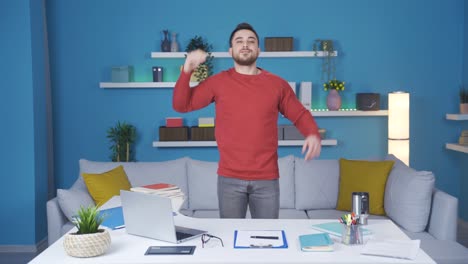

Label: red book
[130,183,180,195]
[166,117,183,127]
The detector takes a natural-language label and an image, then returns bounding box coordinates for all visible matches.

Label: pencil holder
[341,225,363,245]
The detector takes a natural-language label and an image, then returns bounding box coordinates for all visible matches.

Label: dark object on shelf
[356,93,380,111]
[283,125,304,140]
[283,125,326,140]
[161,30,171,52]
[152,66,163,82]
[111,66,134,82]
[190,126,215,141]
[159,126,188,141]
[264,37,293,51]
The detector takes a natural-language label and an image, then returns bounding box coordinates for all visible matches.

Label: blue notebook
[299,233,334,252]
[99,206,125,230]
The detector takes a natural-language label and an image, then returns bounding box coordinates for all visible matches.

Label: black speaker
[356,93,380,111]
[152,66,163,82]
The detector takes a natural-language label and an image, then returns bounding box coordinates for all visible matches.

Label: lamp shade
[388,92,410,165]
[388,92,409,140]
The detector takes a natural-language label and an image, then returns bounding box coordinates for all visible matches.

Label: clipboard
[234,230,288,249]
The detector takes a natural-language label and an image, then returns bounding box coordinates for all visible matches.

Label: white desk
[31,214,435,264]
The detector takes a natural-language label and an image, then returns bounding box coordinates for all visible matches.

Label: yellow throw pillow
[336,159,394,215]
[82,165,131,206]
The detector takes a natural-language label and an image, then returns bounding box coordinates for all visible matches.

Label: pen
[250,236,279,240]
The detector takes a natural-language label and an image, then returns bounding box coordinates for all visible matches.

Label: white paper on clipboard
[234,230,285,248]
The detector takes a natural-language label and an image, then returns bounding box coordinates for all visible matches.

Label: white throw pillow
[384,155,435,232]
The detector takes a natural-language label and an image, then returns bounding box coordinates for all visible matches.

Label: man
[173,22,321,219]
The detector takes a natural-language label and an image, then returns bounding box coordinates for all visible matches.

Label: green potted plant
[312,39,336,81]
[460,85,468,114]
[185,35,214,82]
[107,121,137,162]
[63,205,111,257]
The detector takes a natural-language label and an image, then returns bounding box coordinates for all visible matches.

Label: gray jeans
[217,176,279,219]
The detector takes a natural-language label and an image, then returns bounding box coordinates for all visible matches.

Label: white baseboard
[0,237,48,254]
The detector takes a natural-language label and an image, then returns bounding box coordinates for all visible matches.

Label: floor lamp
[388,92,410,166]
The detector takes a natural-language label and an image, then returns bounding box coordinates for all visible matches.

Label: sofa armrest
[426,189,458,241]
[47,197,68,245]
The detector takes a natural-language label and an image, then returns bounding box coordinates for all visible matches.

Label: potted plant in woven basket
[63,205,111,258]
[460,85,468,114]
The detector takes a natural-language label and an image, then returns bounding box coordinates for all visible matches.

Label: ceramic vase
[460,103,468,114]
[161,30,170,52]
[170,32,179,52]
[326,89,342,111]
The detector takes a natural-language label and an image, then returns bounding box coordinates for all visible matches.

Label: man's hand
[183,49,207,73]
[302,135,321,160]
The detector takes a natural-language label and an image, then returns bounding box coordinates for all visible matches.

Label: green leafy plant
[185,35,214,81]
[323,79,345,92]
[72,205,105,234]
[313,39,336,81]
[107,121,137,162]
[460,85,468,104]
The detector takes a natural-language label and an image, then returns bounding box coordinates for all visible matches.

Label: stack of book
[458,130,468,145]
[130,183,185,211]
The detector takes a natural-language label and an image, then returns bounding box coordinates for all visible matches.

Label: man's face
[229,29,260,66]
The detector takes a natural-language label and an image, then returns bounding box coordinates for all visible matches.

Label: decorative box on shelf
[165,117,184,127]
[159,126,188,141]
[190,126,215,141]
[111,66,134,83]
[281,125,326,140]
[264,37,293,51]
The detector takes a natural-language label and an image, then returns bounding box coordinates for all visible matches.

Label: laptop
[120,190,207,243]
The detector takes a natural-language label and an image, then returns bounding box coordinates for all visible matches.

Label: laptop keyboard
[176,231,193,240]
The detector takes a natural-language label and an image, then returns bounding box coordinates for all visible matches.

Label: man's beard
[232,50,258,66]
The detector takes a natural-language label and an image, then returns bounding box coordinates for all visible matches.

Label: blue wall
[0,0,48,245]
[460,1,468,220]
[1,0,467,246]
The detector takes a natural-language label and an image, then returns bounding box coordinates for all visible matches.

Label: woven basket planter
[63,229,111,258]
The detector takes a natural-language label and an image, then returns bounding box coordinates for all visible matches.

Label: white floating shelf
[446,143,468,153]
[151,51,337,59]
[153,139,337,148]
[311,110,388,117]
[99,82,198,88]
[446,114,468,120]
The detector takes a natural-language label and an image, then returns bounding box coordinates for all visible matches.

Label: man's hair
[229,22,259,47]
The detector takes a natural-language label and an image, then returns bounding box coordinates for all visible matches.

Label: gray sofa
[47,155,468,263]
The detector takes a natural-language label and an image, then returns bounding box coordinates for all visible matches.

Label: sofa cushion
[278,155,295,208]
[336,159,394,215]
[82,165,132,205]
[384,154,435,232]
[78,158,189,209]
[57,188,95,222]
[294,158,339,210]
[187,159,219,210]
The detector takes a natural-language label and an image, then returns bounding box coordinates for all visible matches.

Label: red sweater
[173,68,319,180]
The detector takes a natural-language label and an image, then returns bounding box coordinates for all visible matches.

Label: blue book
[99,206,125,230]
[299,233,334,252]
[310,222,372,237]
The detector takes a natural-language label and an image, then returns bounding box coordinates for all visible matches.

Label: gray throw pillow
[187,159,219,210]
[57,188,95,222]
[278,155,295,209]
[384,155,435,232]
[294,158,339,210]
